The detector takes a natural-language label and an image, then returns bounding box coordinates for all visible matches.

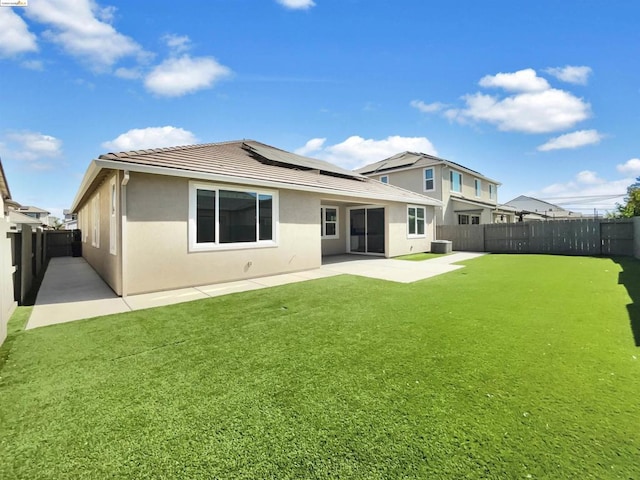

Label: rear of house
[356,151,516,225]
[72,140,441,296]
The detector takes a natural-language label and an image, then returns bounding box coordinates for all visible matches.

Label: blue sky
[1,0,638,219]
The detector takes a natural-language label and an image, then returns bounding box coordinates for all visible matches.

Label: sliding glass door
[349,207,385,255]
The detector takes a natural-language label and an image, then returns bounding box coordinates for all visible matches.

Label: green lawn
[1,255,639,479]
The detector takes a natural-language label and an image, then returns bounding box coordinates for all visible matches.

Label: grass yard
[1,254,639,479]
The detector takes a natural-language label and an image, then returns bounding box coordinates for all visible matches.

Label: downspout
[120,170,130,297]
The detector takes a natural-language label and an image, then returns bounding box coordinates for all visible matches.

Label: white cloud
[114,66,142,79]
[532,170,630,212]
[537,129,604,151]
[163,34,191,53]
[144,55,231,97]
[616,158,640,176]
[0,7,38,57]
[21,59,44,70]
[3,131,63,170]
[448,88,591,133]
[5,131,62,160]
[295,137,326,156]
[101,126,198,152]
[545,65,592,85]
[297,135,438,170]
[479,68,550,92]
[410,100,446,113]
[276,0,316,10]
[575,170,604,185]
[25,0,143,69]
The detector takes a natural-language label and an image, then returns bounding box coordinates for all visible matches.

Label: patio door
[349,207,385,255]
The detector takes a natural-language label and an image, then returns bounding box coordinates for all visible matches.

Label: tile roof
[73,140,441,210]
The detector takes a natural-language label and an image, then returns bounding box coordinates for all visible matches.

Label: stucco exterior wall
[0,200,17,345]
[80,172,122,295]
[372,165,499,226]
[386,203,435,257]
[123,173,321,295]
[321,205,348,256]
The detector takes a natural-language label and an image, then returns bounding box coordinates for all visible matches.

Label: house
[70,140,442,296]
[0,159,17,345]
[505,195,582,221]
[355,151,516,225]
[62,209,78,230]
[14,205,51,228]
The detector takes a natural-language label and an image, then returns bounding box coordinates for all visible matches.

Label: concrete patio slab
[27,252,486,330]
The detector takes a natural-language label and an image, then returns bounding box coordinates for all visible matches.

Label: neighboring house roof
[354,151,501,185]
[0,158,11,201]
[9,210,42,225]
[71,140,442,211]
[17,205,50,214]
[504,195,577,217]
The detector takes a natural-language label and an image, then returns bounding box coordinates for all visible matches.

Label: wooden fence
[437,219,637,256]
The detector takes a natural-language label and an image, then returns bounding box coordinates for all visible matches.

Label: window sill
[189,241,278,253]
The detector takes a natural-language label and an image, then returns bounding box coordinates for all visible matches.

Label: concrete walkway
[26,252,485,330]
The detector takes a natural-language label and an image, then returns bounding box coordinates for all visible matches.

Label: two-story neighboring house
[15,206,51,228]
[355,151,516,225]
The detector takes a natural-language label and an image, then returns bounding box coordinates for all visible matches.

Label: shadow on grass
[613,256,640,347]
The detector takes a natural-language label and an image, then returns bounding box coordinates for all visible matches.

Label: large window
[450,170,462,193]
[489,184,497,200]
[475,179,482,198]
[424,168,434,191]
[458,214,480,225]
[190,182,277,251]
[321,206,339,239]
[407,205,426,238]
[91,193,100,248]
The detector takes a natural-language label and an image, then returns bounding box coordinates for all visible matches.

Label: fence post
[634,217,640,260]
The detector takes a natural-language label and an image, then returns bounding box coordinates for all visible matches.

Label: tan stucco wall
[0,201,17,345]
[321,204,348,256]
[80,172,122,295]
[374,165,499,225]
[123,173,321,295]
[386,203,434,257]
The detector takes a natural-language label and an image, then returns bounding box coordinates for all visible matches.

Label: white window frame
[82,206,88,243]
[458,214,469,225]
[489,184,497,200]
[407,205,426,238]
[188,181,278,252]
[471,215,480,225]
[450,170,462,193]
[91,193,100,248]
[423,168,435,192]
[109,177,117,255]
[475,179,482,198]
[380,175,388,184]
[321,206,339,240]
